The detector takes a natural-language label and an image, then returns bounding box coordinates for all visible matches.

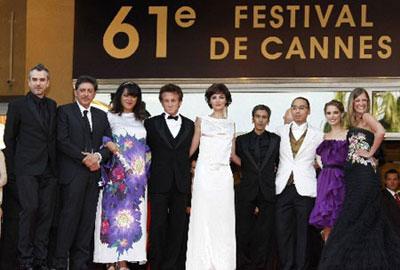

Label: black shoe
[34,266,49,270]
[19,265,34,270]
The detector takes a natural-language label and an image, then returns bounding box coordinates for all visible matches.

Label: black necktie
[83,110,93,152]
[167,115,179,121]
[38,99,49,127]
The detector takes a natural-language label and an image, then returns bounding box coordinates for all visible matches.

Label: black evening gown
[319,128,400,270]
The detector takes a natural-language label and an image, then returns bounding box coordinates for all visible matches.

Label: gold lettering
[149,6,168,58]
[310,36,329,59]
[235,6,248,29]
[286,36,306,59]
[377,35,392,59]
[175,6,196,28]
[260,36,283,60]
[253,5,266,28]
[304,5,310,28]
[210,37,229,60]
[235,37,247,60]
[359,35,373,59]
[103,7,139,59]
[334,36,353,59]
[315,5,334,28]
[361,5,373,27]
[286,5,300,28]
[270,5,284,29]
[335,5,356,28]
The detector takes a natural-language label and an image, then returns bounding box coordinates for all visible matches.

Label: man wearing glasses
[274,97,323,270]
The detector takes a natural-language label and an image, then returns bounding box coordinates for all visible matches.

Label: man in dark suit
[235,105,280,270]
[3,64,58,270]
[144,84,194,270]
[52,76,111,270]
[382,169,400,236]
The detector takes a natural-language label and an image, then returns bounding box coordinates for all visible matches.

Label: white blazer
[275,123,323,197]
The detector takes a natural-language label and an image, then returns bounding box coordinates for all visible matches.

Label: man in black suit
[382,169,400,236]
[52,76,111,270]
[3,64,57,270]
[235,105,280,270]
[144,84,194,270]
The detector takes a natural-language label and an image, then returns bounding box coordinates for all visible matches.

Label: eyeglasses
[291,105,308,111]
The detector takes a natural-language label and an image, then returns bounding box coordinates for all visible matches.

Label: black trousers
[16,167,57,266]
[0,180,20,269]
[148,184,188,270]
[53,173,99,270]
[275,185,315,270]
[236,191,275,270]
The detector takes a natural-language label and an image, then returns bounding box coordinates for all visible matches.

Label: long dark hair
[110,81,147,120]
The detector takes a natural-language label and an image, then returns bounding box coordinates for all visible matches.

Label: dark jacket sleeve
[56,106,85,162]
[3,101,20,179]
[98,114,112,163]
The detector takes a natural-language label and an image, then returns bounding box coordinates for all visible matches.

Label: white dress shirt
[290,122,308,140]
[164,112,182,138]
[386,188,397,198]
[77,101,93,131]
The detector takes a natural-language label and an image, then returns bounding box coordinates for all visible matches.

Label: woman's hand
[356,149,372,158]
[105,141,119,154]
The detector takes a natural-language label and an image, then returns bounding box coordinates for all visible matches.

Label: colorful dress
[309,139,347,229]
[93,112,150,263]
[319,128,400,269]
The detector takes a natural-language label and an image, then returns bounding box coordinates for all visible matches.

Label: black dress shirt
[249,130,270,167]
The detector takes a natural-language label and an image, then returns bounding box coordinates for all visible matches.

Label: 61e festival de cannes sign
[73,0,400,79]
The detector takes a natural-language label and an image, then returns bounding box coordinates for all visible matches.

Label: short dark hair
[252,104,271,120]
[205,83,232,109]
[29,63,50,79]
[110,81,148,120]
[385,169,399,180]
[291,96,310,109]
[159,84,183,102]
[75,75,98,91]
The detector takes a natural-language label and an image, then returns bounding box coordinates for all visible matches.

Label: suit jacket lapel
[175,117,191,149]
[72,102,87,134]
[48,101,56,135]
[260,132,277,171]
[243,135,259,170]
[91,107,99,139]
[296,126,312,159]
[155,115,173,149]
[26,94,46,132]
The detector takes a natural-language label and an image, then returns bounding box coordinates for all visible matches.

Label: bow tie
[167,115,179,121]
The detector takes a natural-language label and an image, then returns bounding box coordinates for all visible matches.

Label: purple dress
[309,139,348,229]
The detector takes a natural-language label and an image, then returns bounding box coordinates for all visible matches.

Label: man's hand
[82,152,101,171]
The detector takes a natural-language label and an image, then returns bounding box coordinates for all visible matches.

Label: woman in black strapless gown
[319,88,400,270]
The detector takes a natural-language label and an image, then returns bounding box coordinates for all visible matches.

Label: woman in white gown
[186,83,240,270]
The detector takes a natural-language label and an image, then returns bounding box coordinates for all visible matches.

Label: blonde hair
[347,88,370,127]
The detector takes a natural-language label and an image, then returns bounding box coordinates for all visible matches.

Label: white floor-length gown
[186,116,236,270]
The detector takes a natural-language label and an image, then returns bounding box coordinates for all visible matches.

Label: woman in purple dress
[309,100,347,241]
[93,82,151,270]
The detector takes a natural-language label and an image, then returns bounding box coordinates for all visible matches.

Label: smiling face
[74,82,96,109]
[121,89,138,113]
[325,105,342,127]
[28,70,49,98]
[353,92,369,114]
[210,93,227,112]
[291,98,310,125]
[160,91,182,116]
[385,173,400,192]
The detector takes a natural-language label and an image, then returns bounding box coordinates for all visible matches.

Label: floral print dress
[93,112,150,263]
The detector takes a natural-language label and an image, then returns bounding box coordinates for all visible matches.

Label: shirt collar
[76,101,91,115]
[291,121,307,131]
[164,112,180,120]
[386,188,397,197]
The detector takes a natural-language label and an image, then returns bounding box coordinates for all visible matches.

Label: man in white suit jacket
[275,97,323,270]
